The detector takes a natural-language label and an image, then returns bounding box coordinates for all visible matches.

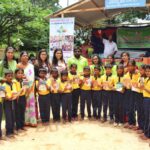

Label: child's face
[16,70,24,79]
[117,68,124,75]
[83,69,90,76]
[139,68,145,76]
[5,73,13,82]
[146,68,150,78]
[106,68,112,75]
[128,64,135,73]
[39,71,46,78]
[92,56,99,65]
[61,75,68,81]
[94,68,100,75]
[70,66,77,73]
[52,71,58,78]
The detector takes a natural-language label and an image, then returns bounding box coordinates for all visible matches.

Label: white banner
[49,17,75,61]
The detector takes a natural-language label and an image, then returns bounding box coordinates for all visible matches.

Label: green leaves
[0,0,60,50]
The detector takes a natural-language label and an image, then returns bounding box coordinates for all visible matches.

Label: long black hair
[107,54,116,65]
[37,49,50,68]
[52,49,64,66]
[3,46,15,69]
[120,52,130,65]
[91,54,102,66]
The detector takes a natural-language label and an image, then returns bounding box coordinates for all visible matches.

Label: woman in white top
[52,49,67,73]
[17,51,37,127]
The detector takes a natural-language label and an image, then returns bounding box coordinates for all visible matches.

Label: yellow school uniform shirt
[3,82,17,99]
[136,77,145,94]
[13,79,26,96]
[68,73,80,89]
[80,76,92,90]
[101,74,115,91]
[59,80,72,93]
[114,75,125,92]
[143,78,150,98]
[91,76,102,91]
[123,72,140,90]
[50,78,60,94]
[36,79,51,95]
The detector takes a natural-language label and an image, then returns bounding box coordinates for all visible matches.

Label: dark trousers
[51,93,60,121]
[102,91,114,120]
[143,98,150,138]
[124,89,132,122]
[72,89,80,118]
[0,103,2,137]
[135,93,144,130]
[128,91,137,125]
[92,90,102,119]
[3,100,15,135]
[80,90,92,119]
[15,96,26,130]
[114,91,124,123]
[38,94,51,123]
[61,93,72,121]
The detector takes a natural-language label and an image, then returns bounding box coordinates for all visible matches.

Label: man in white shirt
[101,35,118,58]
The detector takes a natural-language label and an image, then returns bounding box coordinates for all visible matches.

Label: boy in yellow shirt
[3,70,17,138]
[69,64,80,120]
[140,65,150,140]
[113,64,125,127]
[91,66,103,120]
[101,64,115,123]
[59,70,72,122]
[123,60,140,128]
[79,66,92,120]
[36,68,51,124]
[50,67,60,122]
[13,68,27,131]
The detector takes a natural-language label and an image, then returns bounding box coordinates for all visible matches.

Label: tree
[0,0,60,50]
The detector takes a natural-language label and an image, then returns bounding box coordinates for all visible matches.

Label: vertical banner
[49,17,75,61]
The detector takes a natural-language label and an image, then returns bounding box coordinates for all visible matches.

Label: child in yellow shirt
[60,70,72,122]
[3,70,17,137]
[50,67,60,122]
[123,60,140,129]
[79,66,92,120]
[36,68,51,124]
[101,64,115,123]
[69,64,80,120]
[113,64,125,127]
[13,68,27,131]
[140,65,150,140]
[91,65,103,120]
[0,85,4,140]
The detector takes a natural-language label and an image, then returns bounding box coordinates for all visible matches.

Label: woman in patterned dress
[17,51,37,127]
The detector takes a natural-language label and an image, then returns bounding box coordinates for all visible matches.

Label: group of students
[0,56,150,141]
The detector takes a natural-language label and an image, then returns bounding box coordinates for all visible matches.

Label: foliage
[0,0,60,51]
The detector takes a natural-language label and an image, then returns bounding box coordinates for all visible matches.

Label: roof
[46,0,150,27]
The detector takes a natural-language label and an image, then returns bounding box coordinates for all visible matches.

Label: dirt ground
[0,119,150,150]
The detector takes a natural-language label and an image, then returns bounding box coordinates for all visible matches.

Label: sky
[59,0,79,8]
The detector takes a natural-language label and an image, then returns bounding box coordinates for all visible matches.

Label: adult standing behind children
[52,49,67,73]
[35,49,51,79]
[0,47,17,79]
[17,51,37,127]
[68,48,88,75]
